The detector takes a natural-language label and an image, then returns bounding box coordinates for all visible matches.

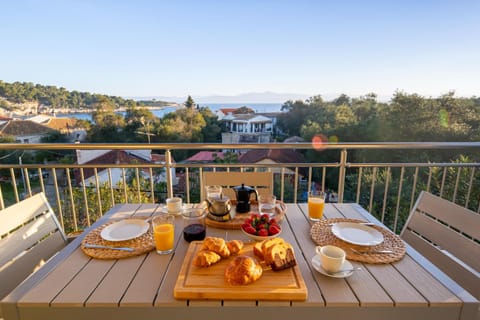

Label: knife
[83,243,134,252]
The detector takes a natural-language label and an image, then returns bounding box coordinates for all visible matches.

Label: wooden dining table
[1,203,478,320]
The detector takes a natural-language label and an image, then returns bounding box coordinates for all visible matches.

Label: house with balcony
[221,113,273,144]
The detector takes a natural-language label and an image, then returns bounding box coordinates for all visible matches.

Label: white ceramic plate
[100,219,150,242]
[311,255,354,278]
[331,222,384,246]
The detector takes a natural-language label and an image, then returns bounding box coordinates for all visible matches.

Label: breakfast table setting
[1,185,477,320]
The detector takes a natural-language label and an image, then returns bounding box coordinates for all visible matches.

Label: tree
[185,95,195,109]
[234,106,254,114]
[88,96,126,142]
[124,105,158,143]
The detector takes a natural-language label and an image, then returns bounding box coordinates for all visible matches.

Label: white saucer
[311,255,354,278]
[159,205,188,216]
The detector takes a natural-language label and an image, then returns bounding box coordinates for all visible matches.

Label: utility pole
[19,155,26,199]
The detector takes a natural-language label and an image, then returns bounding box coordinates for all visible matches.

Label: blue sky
[1,0,479,101]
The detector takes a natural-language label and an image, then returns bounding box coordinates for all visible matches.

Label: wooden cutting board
[174,240,308,301]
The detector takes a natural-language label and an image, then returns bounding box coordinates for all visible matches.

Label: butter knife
[83,243,134,252]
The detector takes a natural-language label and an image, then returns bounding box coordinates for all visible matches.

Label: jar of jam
[182,208,207,242]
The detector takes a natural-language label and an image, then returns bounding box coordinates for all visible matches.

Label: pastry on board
[193,250,222,267]
[224,255,263,285]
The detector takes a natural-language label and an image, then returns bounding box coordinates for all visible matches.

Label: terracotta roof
[239,149,305,164]
[0,120,57,136]
[219,108,237,115]
[45,118,82,131]
[185,151,225,162]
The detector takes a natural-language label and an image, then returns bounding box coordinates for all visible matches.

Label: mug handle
[315,246,323,255]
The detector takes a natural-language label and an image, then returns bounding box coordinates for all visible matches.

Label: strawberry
[244,226,257,235]
[256,223,266,230]
[268,224,281,235]
[241,222,252,230]
[261,214,270,222]
[257,229,269,237]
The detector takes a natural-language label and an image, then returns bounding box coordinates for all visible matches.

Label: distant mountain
[132,91,311,104]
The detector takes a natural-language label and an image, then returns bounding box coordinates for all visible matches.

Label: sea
[55,103,284,121]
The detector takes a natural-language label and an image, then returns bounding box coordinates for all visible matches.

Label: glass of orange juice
[152,214,175,254]
[308,191,326,221]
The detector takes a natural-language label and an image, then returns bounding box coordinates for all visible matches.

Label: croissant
[224,255,263,285]
[201,237,230,258]
[227,240,244,255]
[193,250,222,267]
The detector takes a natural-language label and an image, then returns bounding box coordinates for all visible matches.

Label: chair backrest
[400,191,480,299]
[202,171,274,200]
[0,192,67,302]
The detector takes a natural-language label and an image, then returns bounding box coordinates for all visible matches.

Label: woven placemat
[81,219,155,260]
[310,218,406,264]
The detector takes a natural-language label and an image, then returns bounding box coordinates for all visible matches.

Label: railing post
[338,148,347,203]
[166,150,173,198]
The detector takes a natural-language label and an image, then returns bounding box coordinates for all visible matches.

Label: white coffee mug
[166,197,182,213]
[315,245,346,273]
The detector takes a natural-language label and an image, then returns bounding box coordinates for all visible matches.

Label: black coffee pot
[232,183,258,213]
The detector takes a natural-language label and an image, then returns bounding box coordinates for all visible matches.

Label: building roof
[239,149,305,164]
[151,153,176,163]
[0,120,57,136]
[44,118,82,131]
[184,151,225,162]
[239,149,307,176]
[222,114,272,122]
[284,135,305,143]
[218,108,238,115]
[75,150,152,182]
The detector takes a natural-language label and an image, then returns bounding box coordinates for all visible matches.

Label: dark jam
[183,223,206,242]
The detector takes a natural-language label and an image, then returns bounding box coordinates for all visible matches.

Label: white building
[221,114,273,144]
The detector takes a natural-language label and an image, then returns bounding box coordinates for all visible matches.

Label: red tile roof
[185,151,225,162]
[219,108,237,115]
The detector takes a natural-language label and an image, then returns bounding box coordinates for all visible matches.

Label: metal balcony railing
[0,142,479,236]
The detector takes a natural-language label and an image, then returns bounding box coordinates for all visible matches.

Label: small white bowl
[241,227,282,241]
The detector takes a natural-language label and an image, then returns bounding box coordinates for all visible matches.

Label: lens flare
[329,135,339,143]
[312,134,327,151]
[439,109,449,128]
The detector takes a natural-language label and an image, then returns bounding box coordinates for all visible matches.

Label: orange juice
[154,223,174,253]
[308,197,325,221]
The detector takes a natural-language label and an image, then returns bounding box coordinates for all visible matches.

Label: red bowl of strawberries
[241,213,282,241]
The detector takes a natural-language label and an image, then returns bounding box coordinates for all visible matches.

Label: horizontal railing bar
[0,163,340,169]
[348,163,480,168]
[1,141,480,151]
[3,162,478,171]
